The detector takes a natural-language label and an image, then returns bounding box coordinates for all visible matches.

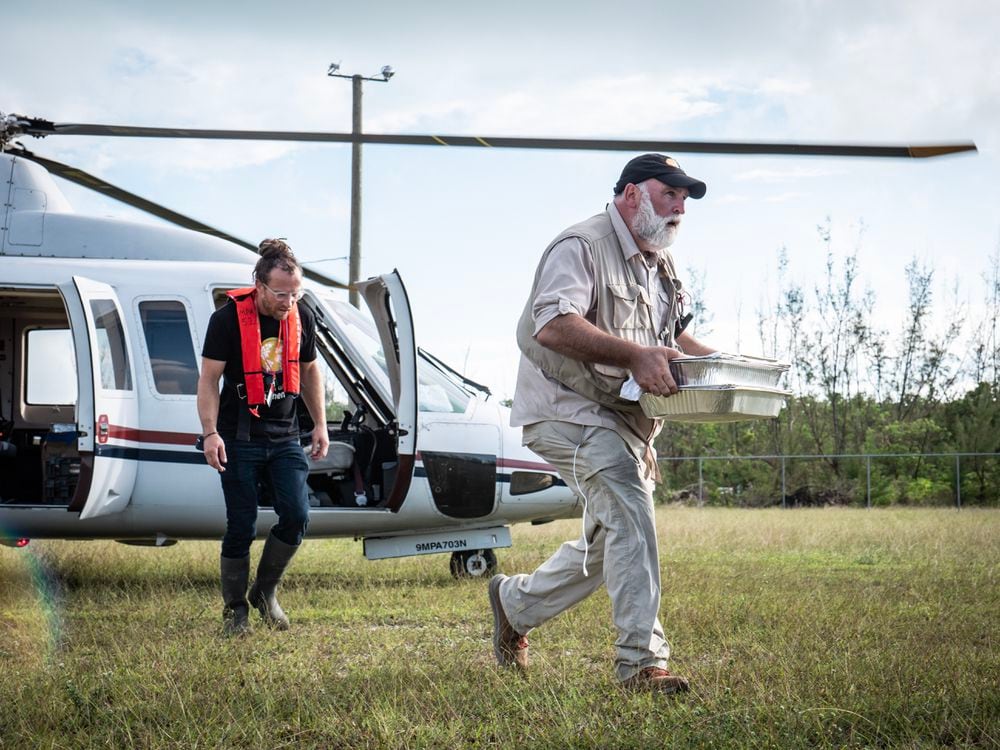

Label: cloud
[109,47,195,83]
[748,3,1000,146]
[371,74,729,137]
[764,192,804,204]
[713,190,803,205]
[756,77,811,96]
[41,139,300,178]
[11,3,997,171]
[734,166,844,183]
[715,194,751,205]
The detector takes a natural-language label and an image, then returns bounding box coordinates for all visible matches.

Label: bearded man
[489,154,716,693]
[197,238,329,636]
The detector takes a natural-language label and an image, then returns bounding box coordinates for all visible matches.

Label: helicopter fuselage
[0,151,578,568]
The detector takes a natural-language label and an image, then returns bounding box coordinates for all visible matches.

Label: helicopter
[0,113,976,576]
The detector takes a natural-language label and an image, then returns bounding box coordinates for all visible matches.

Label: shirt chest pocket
[607,283,651,329]
[653,287,676,344]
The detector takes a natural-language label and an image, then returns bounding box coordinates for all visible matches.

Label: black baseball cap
[613,153,707,199]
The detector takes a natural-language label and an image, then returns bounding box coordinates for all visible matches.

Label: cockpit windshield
[321,296,473,414]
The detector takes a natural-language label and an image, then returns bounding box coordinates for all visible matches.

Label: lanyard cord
[572,443,591,577]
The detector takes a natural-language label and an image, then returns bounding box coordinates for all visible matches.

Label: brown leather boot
[622,667,691,694]
[489,574,528,670]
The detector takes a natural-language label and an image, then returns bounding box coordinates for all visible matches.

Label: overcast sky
[5,0,997,398]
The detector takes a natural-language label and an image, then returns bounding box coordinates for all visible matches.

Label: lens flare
[0,527,65,662]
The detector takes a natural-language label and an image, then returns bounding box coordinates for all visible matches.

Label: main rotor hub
[0,113,53,151]
[0,112,23,149]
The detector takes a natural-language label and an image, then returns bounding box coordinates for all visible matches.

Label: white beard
[631,183,680,249]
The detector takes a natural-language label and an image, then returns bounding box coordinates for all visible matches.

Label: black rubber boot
[248,532,299,630]
[220,554,251,637]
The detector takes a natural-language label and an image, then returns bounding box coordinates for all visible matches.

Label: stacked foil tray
[639,354,791,422]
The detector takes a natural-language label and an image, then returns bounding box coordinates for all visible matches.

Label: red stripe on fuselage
[106,425,197,445]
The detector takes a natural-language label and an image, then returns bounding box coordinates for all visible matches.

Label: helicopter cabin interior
[0,287,81,508]
[0,284,403,512]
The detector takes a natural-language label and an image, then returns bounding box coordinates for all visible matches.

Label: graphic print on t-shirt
[261,336,286,398]
[261,336,283,374]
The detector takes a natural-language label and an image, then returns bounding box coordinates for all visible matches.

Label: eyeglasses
[261,282,304,302]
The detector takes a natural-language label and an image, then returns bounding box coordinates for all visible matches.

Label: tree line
[656,222,1000,507]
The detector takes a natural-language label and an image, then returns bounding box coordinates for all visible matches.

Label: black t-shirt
[202,300,317,441]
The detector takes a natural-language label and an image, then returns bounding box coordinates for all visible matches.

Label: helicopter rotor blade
[365,134,977,158]
[11,145,258,251]
[14,116,977,159]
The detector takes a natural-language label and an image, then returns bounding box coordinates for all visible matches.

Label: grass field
[1,507,998,749]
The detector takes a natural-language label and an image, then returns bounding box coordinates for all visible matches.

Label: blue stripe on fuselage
[96,446,207,465]
[93,447,565,486]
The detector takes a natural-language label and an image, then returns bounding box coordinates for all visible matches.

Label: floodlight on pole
[327,61,395,307]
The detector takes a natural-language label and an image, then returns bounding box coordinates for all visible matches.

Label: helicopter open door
[57,276,138,520]
[354,271,417,512]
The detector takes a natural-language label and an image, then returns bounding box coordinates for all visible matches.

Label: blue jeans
[219,438,310,558]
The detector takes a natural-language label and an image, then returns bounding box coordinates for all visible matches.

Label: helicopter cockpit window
[317,357,351,422]
[325,299,394,398]
[25,329,77,405]
[325,299,471,414]
[90,299,132,391]
[415,354,473,413]
[139,301,199,395]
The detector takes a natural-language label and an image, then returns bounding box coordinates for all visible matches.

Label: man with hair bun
[197,238,330,636]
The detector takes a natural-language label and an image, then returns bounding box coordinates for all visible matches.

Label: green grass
[2,508,998,748]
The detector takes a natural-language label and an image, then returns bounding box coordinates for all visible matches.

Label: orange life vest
[226,287,301,406]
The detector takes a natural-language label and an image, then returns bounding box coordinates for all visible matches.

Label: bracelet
[195,431,219,450]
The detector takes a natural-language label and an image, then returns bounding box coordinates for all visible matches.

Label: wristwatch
[195,431,218,451]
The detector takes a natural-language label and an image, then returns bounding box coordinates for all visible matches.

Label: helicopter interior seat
[302,427,385,508]
[288,399,398,509]
[301,438,356,507]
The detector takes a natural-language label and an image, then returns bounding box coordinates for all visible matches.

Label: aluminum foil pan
[640,385,791,422]
[669,353,789,389]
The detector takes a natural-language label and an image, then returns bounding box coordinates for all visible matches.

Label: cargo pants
[498,421,670,682]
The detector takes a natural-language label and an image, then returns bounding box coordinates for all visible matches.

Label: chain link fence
[657,452,1000,508]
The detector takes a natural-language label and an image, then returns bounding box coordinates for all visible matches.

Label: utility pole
[327,62,394,307]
